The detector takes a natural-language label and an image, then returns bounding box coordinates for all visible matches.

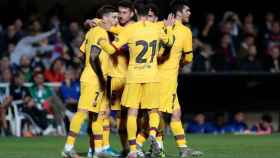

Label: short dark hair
[118,0,135,11]
[96,5,117,19]
[137,5,150,16]
[146,3,159,17]
[170,0,191,14]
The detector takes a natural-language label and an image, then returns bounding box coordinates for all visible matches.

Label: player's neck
[100,22,112,31]
[122,20,134,27]
[176,16,183,23]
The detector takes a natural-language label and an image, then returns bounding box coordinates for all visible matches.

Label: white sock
[95,148,103,153]
[103,145,110,150]
[88,147,93,153]
[158,141,164,149]
[137,143,143,148]
[64,144,73,151]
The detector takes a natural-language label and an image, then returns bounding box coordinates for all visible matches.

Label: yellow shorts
[110,77,126,110]
[121,82,159,109]
[158,71,180,113]
[99,92,109,112]
[78,82,105,113]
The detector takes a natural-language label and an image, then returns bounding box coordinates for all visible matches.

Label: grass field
[0,134,280,158]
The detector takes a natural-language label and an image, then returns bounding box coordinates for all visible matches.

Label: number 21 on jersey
[136,40,157,64]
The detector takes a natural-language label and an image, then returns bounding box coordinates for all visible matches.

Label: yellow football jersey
[110,25,125,35]
[79,27,110,85]
[108,25,128,78]
[109,21,173,83]
[109,48,128,78]
[158,20,193,73]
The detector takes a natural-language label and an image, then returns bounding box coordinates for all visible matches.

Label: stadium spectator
[212,34,237,71]
[240,45,263,72]
[44,58,65,82]
[0,72,50,136]
[62,22,84,57]
[17,55,33,82]
[224,112,248,133]
[3,43,16,59]
[261,12,275,37]
[14,18,25,38]
[31,55,46,73]
[14,73,51,134]
[192,44,214,72]
[265,46,280,72]
[250,114,273,135]
[30,20,43,35]
[237,34,256,59]
[0,68,12,83]
[199,13,218,46]
[186,113,214,133]
[29,70,66,135]
[29,71,53,111]
[241,13,257,37]
[264,21,280,53]
[10,28,56,65]
[59,68,80,119]
[0,56,12,77]
[220,11,242,49]
[222,11,242,39]
[211,113,227,134]
[1,25,21,52]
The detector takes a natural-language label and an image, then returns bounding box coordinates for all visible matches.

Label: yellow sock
[103,117,110,149]
[157,117,165,147]
[92,118,103,153]
[149,112,160,137]
[136,132,148,147]
[156,134,163,147]
[66,111,87,146]
[170,120,187,148]
[127,115,137,152]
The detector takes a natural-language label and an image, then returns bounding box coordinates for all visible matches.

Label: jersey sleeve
[159,26,175,47]
[98,38,117,55]
[183,27,193,53]
[182,28,193,64]
[79,39,86,54]
[95,31,116,55]
[110,25,125,35]
[111,26,130,49]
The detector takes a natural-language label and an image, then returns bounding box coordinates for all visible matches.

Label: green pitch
[1,134,280,158]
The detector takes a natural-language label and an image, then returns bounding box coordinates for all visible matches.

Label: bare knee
[128,108,138,116]
[171,109,181,121]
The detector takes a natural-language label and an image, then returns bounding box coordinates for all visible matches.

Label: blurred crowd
[0,10,279,136]
[183,112,273,135]
[190,11,280,72]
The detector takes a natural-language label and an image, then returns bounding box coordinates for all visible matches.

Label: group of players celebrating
[61,0,203,157]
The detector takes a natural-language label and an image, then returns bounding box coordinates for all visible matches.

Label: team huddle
[61,0,203,158]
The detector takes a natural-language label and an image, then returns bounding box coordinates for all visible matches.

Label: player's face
[147,10,158,23]
[181,5,191,23]
[108,12,119,26]
[118,7,134,25]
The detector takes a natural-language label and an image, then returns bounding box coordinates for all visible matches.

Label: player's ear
[130,10,135,18]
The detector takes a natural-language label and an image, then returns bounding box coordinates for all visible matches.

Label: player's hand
[164,13,175,27]
[84,19,98,28]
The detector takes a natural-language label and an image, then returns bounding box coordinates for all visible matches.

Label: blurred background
[0,0,279,137]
